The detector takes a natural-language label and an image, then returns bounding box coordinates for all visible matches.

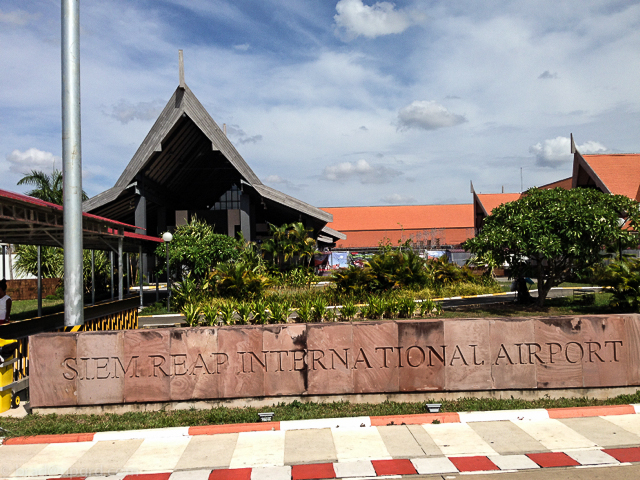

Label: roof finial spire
[179,50,185,88]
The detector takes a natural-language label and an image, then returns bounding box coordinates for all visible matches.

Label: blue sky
[2,0,640,207]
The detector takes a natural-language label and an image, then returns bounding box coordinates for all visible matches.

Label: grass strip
[3,391,640,439]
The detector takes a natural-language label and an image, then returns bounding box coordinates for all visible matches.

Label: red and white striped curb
[3,404,640,445]
[28,447,640,479]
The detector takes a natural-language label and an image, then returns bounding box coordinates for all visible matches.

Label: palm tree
[17,168,88,204]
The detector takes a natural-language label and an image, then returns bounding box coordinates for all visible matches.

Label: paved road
[427,463,640,479]
[3,409,640,478]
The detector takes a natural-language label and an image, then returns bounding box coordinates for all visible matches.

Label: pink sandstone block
[353,321,399,393]
[263,324,307,396]
[77,331,124,405]
[169,327,219,401]
[123,329,171,403]
[29,333,78,407]
[534,317,584,388]
[489,318,537,389]
[397,319,445,392]
[217,326,265,398]
[444,319,492,391]
[306,323,354,395]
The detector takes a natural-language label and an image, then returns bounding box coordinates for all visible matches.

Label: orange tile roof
[321,204,474,249]
[538,177,572,190]
[321,204,474,232]
[581,154,640,200]
[475,193,521,216]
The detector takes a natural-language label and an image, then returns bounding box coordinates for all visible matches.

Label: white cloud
[233,43,250,51]
[334,0,420,40]
[107,99,165,124]
[264,174,302,190]
[6,148,60,175]
[538,70,558,79]
[529,136,607,167]
[321,159,401,184]
[381,193,415,204]
[0,9,36,26]
[397,101,466,131]
[225,124,263,145]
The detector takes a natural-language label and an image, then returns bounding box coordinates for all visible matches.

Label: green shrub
[212,262,271,299]
[219,301,236,325]
[296,300,313,323]
[362,295,385,319]
[384,296,400,319]
[331,266,374,296]
[252,300,270,324]
[398,297,416,318]
[340,299,358,321]
[202,301,219,326]
[269,300,291,324]
[598,258,640,311]
[237,301,252,325]
[182,303,201,327]
[325,307,339,322]
[312,297,328,322]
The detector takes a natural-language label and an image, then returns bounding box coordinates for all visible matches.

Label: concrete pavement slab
[86,474,127,480]
[65,439,144,476]
[514,419,596,451]
[120,437,190,473]
[421,423,497,456]
[560,417,640,448]
[229,430,285,468]
[250,465,291,480]
[376,425,426,458]
[10,441,95,477]
[602,413,640,437]
[487,454,540,470]
[0,443,46,477]
[169,470,212,480]
[406,424,443,457]
[468,421,549,455]
[566,449,620,465]
[281,417,370,431]
[94,427,190,441]
[174,433,238,470]
[284,428,336,465]
[332,460,376,478]
[331,426,391,462]
[411,457,458,474]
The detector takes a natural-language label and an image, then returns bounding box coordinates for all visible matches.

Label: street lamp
[162,232,173,312]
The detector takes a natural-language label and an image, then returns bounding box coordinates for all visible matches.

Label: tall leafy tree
[14,169,101,287]
[17,168,88,204]
[464,187,640,306]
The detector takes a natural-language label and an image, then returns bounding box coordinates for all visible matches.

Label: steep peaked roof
[474,193,521,216]
[573,153,640,201]
[321,204,474,232]
[538,177,572,190]
[84,85,331,223]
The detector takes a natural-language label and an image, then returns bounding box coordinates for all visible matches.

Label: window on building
[211,184,241,210]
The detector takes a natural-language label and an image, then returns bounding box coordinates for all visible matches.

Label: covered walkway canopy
[0,188,162,253]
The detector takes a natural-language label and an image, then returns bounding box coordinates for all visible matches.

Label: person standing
[0,279,11,324]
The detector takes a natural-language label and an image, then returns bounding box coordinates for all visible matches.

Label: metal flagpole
[61,0,84,326]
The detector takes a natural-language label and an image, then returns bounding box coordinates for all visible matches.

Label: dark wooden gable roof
[84,85,331,224]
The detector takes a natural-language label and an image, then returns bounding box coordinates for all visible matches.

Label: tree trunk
[536,262,548,307]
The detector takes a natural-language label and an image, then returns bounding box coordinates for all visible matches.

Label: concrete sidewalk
[3,406,640,478]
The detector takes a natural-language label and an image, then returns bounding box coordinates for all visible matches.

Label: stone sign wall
[29,315,640,407]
